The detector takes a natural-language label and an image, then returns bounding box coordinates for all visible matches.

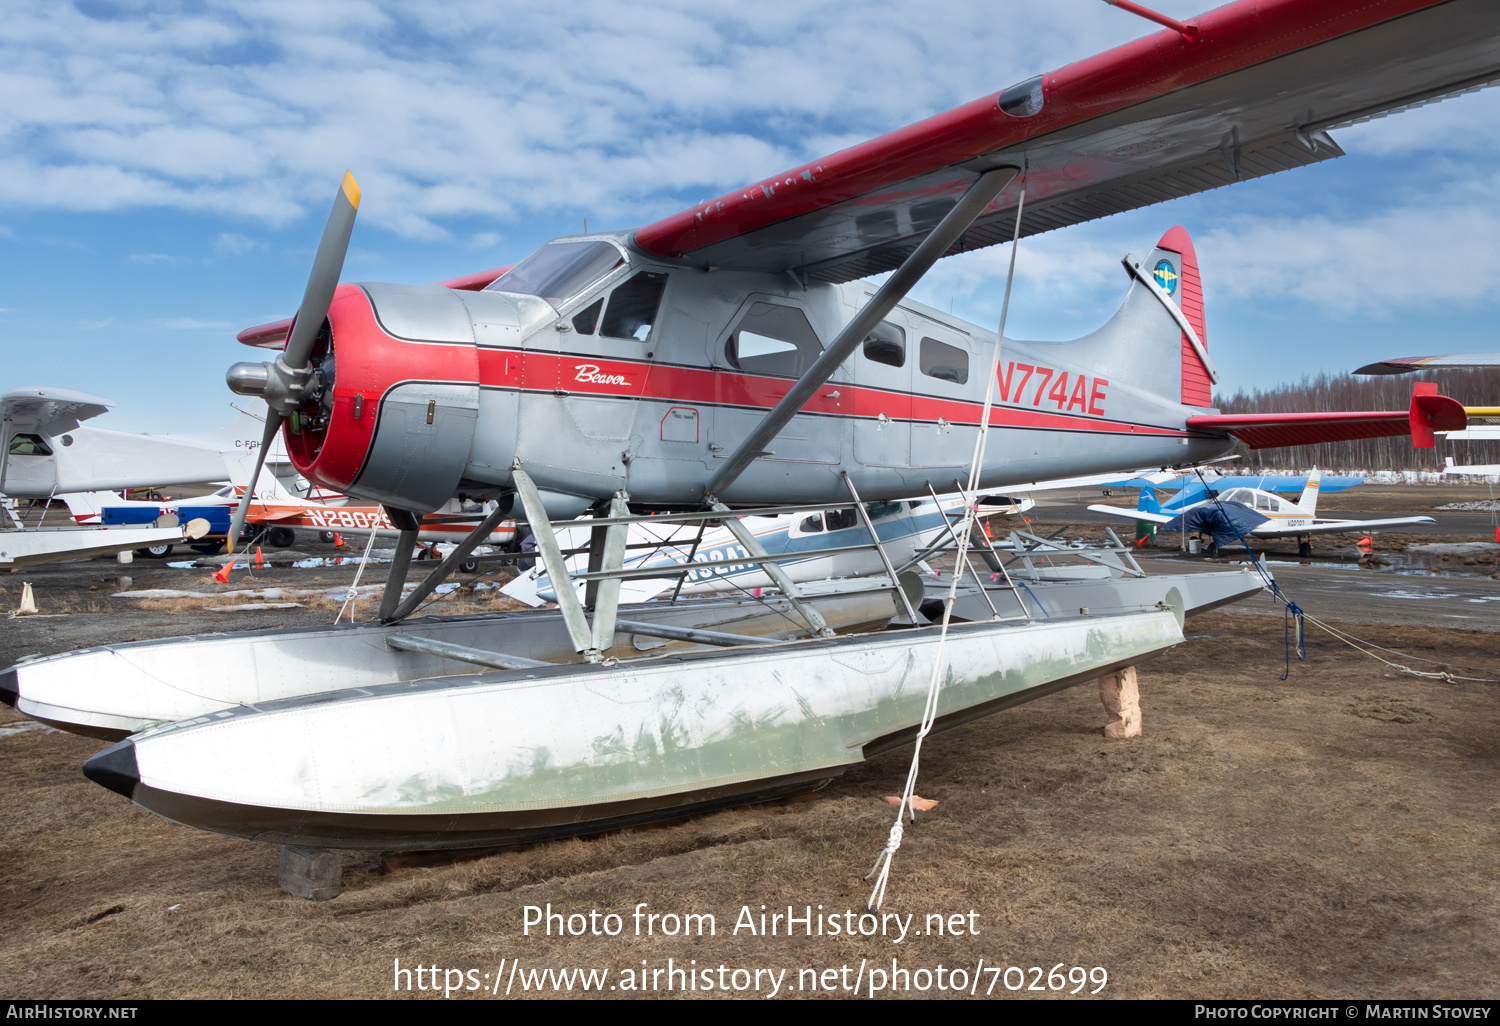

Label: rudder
[1151,226,1212,408]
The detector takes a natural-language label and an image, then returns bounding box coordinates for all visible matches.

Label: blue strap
[1191,470,1306,679]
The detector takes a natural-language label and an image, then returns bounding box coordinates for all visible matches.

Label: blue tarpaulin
[1162,501,1269,548]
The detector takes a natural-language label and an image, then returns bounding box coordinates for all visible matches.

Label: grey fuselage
[321,233,1229,516]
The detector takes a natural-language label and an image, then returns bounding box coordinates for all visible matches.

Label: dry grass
[2,612,1497,999]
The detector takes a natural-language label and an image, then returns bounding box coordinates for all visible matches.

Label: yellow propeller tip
[341,171,361,210]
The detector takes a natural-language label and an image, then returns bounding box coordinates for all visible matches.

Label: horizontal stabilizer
[1187,386,1465,449]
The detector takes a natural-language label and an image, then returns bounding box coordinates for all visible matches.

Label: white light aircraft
[1088,468,1435,554]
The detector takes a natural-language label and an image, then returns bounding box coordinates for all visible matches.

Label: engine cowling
[284,282,482,512]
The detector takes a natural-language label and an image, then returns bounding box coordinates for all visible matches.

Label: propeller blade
[226,412,283,554]
[283,171,361,369]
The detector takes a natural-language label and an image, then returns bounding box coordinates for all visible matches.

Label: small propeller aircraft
[221,0,1490,557]
[1089,468,1436,554]
[0,387,276,501]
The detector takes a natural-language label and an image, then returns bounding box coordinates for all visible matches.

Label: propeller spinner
[225,171,361,552]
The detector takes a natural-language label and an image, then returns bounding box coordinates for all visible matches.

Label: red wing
[634,0,1500,283]
[1187,388,1467,449]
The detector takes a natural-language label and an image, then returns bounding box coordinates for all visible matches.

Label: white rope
[334,528,381,624]
[1302,613,1498,683]
[865,181,1027,910]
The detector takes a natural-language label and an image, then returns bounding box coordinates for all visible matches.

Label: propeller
[226,171,360,552]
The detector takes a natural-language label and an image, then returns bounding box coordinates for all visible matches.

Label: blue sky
[2,0,1498,432]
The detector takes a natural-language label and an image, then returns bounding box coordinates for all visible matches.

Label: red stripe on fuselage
[475,348,1191,438]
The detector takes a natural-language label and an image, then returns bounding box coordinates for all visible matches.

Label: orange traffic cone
[334,533,346,549]
[254,546,265,569]
[213,560,235,583]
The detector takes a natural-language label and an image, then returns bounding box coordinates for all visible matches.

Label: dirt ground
[3,608,1497,1000]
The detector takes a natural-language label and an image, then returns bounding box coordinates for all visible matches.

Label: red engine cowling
[286,282,481,512]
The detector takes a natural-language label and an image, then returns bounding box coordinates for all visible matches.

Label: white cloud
[127,250,184,265]
[1200,187,1500,315]
[213,231,262,256]
[78,317,113,329]
[0,0,1190,236]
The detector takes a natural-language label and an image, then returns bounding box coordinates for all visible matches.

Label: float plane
[31,0,1500,855]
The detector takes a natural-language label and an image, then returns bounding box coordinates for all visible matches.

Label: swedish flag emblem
[1153,260,1178,295]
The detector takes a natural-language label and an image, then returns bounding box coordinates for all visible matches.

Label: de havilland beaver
[10,0,1498,853]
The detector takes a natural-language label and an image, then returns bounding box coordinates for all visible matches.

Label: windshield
[484,241,623,306]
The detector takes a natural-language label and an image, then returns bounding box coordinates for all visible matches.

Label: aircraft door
[911,331,975,469]
[711,298,843,466]
[0,432,58,498]
[852,319,912,468]
[555,270,665,443]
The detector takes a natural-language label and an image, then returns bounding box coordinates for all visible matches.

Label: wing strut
[703,165,1019,501]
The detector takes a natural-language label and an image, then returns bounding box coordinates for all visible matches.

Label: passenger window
[920,337,969,385]
[600,271,668,342]
[799,514,823,533]
[865,501,904,522]
[862,321,905,368]
[571,298,603,335]
[7,433,52,457]
[825,509,859,531]
[726,302,824,377]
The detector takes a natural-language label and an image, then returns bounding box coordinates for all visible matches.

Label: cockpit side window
[7,433,52,457]
[726,302,824,377]
[484,241,623,306]
[572,298,603,335]
[600,271,668,342]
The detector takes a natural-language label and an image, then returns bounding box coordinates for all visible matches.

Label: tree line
[1212,368,1500,472]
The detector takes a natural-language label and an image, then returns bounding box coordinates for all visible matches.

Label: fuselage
[279,233,1232,516]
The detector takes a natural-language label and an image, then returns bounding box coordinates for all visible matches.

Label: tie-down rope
[865,181,1027,910]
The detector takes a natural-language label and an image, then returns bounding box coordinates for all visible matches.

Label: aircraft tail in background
[1296,467,1322,515]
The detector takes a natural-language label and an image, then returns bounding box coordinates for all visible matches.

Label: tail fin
[1296,467,1322,515]
[1153,226,1212,407]
[1043,225,1214,411]
[57,491,120,523]
[1137,487,1161,516]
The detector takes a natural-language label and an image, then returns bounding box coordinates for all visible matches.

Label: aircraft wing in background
[1355,352,1500,375]
[1,387,114,436]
